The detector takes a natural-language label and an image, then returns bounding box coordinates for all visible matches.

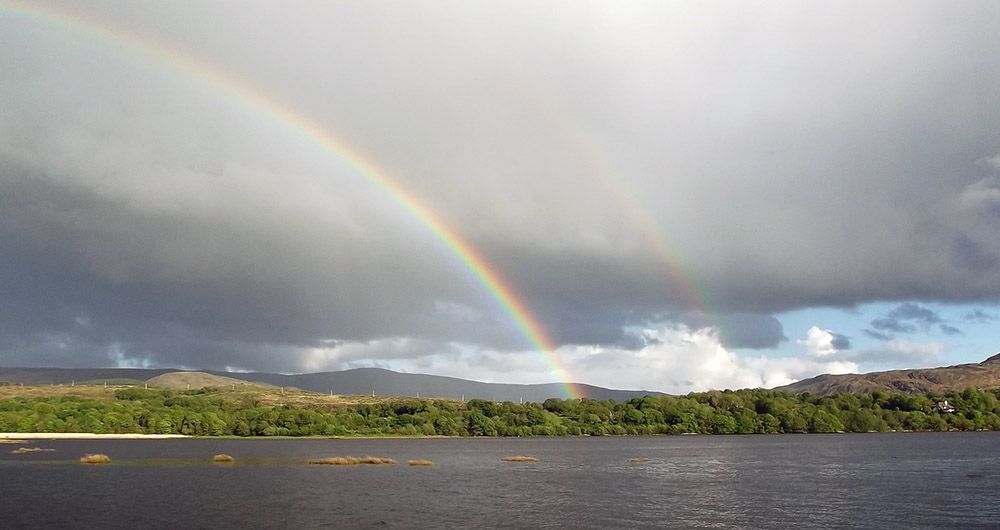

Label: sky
[2,1,999,394]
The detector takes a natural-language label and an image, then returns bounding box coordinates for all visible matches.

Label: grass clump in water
[309,456,360,465]
[212,454,235,463]
[79,453,111,464]
[501,456,538,462]
[628,458,650,464]
[407,459,433,466]
[11,447,54,454]
[0,439,26,444]
[358,455,396,465]
[308,456,397,465]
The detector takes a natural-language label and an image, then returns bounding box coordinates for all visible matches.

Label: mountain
[775,353,1000,396]
[0,366,662,402]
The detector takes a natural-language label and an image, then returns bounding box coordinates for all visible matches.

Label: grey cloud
[939,324,963,336]
[965,309,997,322]
[830,333,852,351]
[870,318,917,334]
[3,2,1000,372]
[870,303,948,335]
[866,303,962,340]
[886,303,943,324]
[863,329,893,341]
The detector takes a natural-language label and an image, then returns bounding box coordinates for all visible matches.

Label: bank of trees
[2,386,999,436]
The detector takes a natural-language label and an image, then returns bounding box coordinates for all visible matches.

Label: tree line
[1,386,999,437]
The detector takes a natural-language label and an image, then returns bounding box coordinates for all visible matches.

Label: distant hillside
[776,353,1000,396]
[0,367,171,385]
[205,367,664,402]
[145,371,271,390]
[0,366,662,402]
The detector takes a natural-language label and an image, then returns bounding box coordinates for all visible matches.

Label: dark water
[2,433,999,529]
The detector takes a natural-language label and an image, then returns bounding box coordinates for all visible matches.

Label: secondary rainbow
[512,80,710,314]
[0,1,585,399]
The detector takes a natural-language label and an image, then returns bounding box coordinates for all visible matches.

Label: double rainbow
[1,2,585,399]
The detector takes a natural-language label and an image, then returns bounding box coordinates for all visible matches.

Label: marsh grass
[501,456,538,462]
[407,459,434,466]
[212,454,235,463]
[79,453,111,464]
[11,447,54,454]
[0,439,26,444]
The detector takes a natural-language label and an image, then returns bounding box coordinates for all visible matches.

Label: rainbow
[0,2,586,399]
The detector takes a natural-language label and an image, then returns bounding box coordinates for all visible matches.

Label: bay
[1,433,998,528]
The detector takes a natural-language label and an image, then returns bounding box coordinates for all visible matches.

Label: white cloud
[306,324,857,393]
[956,176,1000,211]
[798,326,840,358]
[850,339,945,366]
[299,338,460,373]
[348,329,942,390]
[563,325,856,392]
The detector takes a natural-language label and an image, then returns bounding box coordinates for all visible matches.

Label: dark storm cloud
[0,170,527,369]
[3,1,1000,372]
[679,313,787,350]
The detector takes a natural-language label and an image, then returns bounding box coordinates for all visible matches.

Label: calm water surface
[1,433,999,529]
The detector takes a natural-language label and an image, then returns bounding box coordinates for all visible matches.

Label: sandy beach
[0,433,187,440]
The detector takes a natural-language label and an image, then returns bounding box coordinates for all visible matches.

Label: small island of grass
[79,453,111,464]
[309,456,396,465]
[501,456,538,462]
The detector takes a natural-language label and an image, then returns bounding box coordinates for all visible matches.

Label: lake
[2,433,999,528]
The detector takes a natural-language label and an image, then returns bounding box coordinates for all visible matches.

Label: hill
[0,366,662,402]
[144,371,272,390]
[776,353,1000,396]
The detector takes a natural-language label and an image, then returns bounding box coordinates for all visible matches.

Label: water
[2,433,999,529]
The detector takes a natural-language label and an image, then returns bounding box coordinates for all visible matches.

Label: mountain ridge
[0,366,663,402]
[775,353,1000,396]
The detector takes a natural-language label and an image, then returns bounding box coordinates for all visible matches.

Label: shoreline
[0,433,188,440]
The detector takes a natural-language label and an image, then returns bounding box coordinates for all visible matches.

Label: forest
[2,386,999,437]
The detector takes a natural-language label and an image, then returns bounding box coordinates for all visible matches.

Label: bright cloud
[798,326,841,358]
[312,324,858,393]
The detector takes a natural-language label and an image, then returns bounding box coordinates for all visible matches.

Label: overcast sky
[2,1,1000,392]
